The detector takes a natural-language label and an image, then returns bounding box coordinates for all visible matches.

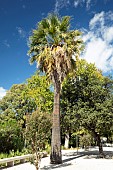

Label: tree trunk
[93,132,105,157]
[96,134,104,157]
[64,131,69,149]
[50,83,62,164]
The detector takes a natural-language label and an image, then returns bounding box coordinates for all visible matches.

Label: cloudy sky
[0,0,113,99]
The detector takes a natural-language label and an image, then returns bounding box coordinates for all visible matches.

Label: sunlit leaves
[26,110,52,152]
[25,72,53,113]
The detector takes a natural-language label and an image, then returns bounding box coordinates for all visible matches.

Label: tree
[0,84,36,152]
[0,118,24,153]
[26,72,53,113]
[0,84,35,128]
[61,59,113,156]
[26,110,51,170]
[0,73,53,153]
[28,13,83,164]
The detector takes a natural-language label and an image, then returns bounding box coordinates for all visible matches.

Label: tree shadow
[41,149,113,169]
[40,162,72,170]
[63,153,85,163]
[1,148,113,170]
[83,150,113,159]
[40,152,85,169]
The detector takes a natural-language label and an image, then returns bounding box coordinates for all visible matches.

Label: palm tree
[28,13,84,164]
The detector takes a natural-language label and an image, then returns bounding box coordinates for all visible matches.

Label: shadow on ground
[41,149,113,169]
[40,151,90,169]
[63,149,113,159]
[83,150,113,159]
[40,162,72,170]
[1,148,113,170]
[40,152,85,169]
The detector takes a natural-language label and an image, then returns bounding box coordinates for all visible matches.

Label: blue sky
[0,0,113,99]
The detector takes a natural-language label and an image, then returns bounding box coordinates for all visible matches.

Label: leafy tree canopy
[0,119,24,153]
[25,72,53,113]
[61,59,113,138]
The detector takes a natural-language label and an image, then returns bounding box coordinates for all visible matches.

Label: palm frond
[29,55,38,64]
[40,18,50,29]
[48,14,60,27]
[28,13,84,83]
[60,16,70,32]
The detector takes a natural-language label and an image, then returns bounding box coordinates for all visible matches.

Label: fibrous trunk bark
[50,83,62,164]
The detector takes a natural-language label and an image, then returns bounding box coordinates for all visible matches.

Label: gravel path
[2,147,113,170]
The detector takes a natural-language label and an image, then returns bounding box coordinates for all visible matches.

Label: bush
[0,148,29,159]
[79,134,92,150]
[26,110,52,170]
[0,120,24,153]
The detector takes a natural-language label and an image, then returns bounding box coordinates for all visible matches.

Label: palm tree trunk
[50,83,62,164]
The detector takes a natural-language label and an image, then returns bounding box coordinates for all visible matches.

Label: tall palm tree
[28,14,84,164]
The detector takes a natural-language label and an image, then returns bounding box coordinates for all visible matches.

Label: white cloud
[54,0,110,12]
[86,0,91,9]
[16,27,26,38]
[89,11,105,29]
[74,0,92,10]
[54,0,70,13]
[103,27,113,43]
[82,11,113,73]
[0,87,7,99]
[74,0,79,8]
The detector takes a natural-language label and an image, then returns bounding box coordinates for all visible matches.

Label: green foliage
[0,83,36,154]
[71,76,113,137]
[79,134,92,150]
[26,110,52,169]
[0,148,29,159]
[61,59,113,143]
[26,72,53,113]
[28,13,84,84]
[0,73,53,155]
[0,120,24,153]
[0,84,35,127]
[45,144,51,154]
[26,110,52,151]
